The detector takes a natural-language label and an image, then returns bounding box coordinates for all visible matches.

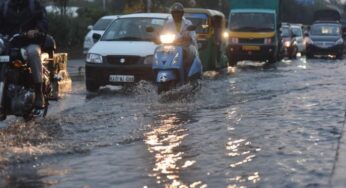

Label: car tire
[86,81,99,92]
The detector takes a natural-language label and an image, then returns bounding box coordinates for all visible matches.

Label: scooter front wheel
[157,81,176,94]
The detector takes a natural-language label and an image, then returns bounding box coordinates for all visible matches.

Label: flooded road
[0,57,346,188]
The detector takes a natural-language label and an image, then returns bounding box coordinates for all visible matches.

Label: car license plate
[0,56,9,63]
[242,46,260,51]
[109,75,135,83]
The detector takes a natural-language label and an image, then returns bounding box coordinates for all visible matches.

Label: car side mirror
[87,25,93,30]
[187,25,197,31]
[146,27,155,33]
[92,33,102,42]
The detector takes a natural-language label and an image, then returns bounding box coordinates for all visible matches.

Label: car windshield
[291,27,303,37]
[310,24,341,36]
[229,12,275,31]
[281,27,291,37]
[102,17,166,41]
[185,13,209,34]
[93,19,114,31]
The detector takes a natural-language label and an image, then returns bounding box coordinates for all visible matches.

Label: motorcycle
[0,33,55,121]
[151,26,203,94]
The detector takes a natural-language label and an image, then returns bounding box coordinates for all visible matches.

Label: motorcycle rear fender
[156,70,177,83]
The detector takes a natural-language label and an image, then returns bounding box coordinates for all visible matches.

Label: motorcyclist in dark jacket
[0,0,48,110]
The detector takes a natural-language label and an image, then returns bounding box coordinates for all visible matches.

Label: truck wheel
[86,81,99,92]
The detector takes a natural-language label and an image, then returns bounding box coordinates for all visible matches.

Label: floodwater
[0,57,345,188]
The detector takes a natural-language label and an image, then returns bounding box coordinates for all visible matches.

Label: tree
[53,0,69,15]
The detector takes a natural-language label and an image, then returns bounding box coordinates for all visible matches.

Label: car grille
[106,55,143,65]
[239,38,264,44]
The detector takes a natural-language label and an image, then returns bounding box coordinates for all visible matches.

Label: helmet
[170,2,184,14]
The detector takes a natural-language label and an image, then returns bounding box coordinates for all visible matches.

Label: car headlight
[144,55,154,65]
[336,38,344,45]
[160,34,176,44]
[284,41,291,47]
[172,52,180,64]
[0,39,4,54]
[86,53,103,64]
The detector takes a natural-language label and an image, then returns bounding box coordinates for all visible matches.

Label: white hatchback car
[85,13,170,92]
[83,15,118,54]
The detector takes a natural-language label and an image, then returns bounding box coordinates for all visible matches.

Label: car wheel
[86,81,99,92]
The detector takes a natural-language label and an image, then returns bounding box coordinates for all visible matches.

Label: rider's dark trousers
[26,44,43,83]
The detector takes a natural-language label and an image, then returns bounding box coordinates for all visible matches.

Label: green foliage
[47,7,108,53]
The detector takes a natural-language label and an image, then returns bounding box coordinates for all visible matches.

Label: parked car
[83,15,118,54]
[85,13,170,92]
[290,24,306,55]
[280,25,298,59]
[306,22,344,59]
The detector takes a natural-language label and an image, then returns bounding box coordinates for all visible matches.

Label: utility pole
[218,0,222,11]
[146,0,152,13]
[103,0,106,11]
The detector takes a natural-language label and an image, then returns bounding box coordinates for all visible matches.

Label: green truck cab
[227,0,281,66]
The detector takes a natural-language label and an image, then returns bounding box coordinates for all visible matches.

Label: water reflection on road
[0,57,346,188]
[144,112,207,188]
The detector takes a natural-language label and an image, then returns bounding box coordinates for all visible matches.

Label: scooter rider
[162,2,198,73]
[0,0,48,110]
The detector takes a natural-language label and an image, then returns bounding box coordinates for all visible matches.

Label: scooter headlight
[284,41,291,48]
[160,34,176,44]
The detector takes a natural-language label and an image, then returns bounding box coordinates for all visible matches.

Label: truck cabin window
[229,12,275,32]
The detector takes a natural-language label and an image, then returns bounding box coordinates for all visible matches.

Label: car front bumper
[228,44,277,62]
[85,63,154,86]
[306,44,343,56]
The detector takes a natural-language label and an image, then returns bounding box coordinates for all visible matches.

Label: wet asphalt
[0,57,346,188]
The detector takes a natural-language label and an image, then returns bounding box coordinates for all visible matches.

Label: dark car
[280,25,298,59]
[305,22,344,59]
